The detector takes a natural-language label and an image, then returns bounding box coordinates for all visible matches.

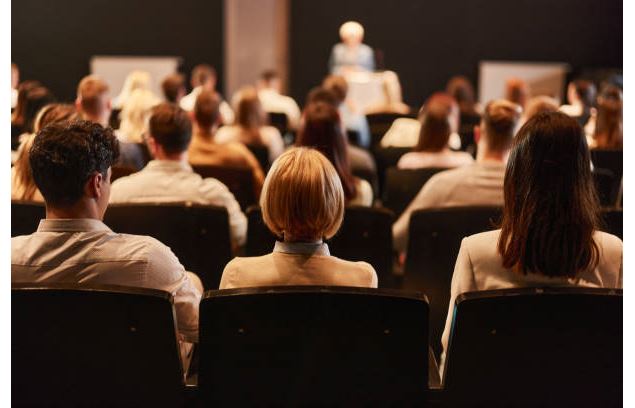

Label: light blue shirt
[329,43,375,73]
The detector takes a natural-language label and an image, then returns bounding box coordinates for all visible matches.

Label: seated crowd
[10,62,623,378]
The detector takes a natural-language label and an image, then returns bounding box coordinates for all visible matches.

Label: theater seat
[246,206,396,287]
[601,208,622,239]
[245,144,270,173]
[267,111,289,135]
[104,203,232,290]
[593,168,621,208]
[191,164,256,211]
[372,147,411,195]
[404,206,502,357]
[591,149,622,179]
[366,112,416,149]
[382,167,450,216]
[11,200,45,237]
[12,283,185,407]
[442,287,622,407]
[198,286,429,406]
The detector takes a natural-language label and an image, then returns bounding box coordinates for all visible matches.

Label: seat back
[593,168,621,207]
[591,149,622,179]
[199,286,429,406]
[245,143,270,173]
[104,203,231,290]
[404,206,502,357]
[382,167,450,216]
[601,208,622,239]
[443,287,622,407]
[372,147,411,195]
[191,164,256,210]
[111,165,137,182]
[246,206,396,287]
[11,200,46,237]
[12,283,184,407]
[267,111,289,135]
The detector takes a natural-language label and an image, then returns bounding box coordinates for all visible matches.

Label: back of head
[446,75,476,115]
[594,85,622,149]
[505,77,529,108]
[572,80,597,108]
[149,103,192,154]
[119,89,159,142]
[498,111,600,278]
[235,86,266,131]
[12,80,41,125]
[24,87,56,133]
[161,73,185,103]
[339,21,364,44]
[322,75,348,105]
[415,92,458,152]
[523,95,559,122]
[261,147,345,241]
[296,102,356,200]
[191,64,216,88]
[194,90,222,131]
[305,86,338,108]
[29,120,120,207]
[481,99,521,152]
[77,75,110,119]
[34,103,80,134]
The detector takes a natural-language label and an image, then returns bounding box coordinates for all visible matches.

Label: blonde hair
[119,89,160,143]
[11,133,43,202]
[339,21,364,41]
[261,147,345,241]
[115,70,153,108]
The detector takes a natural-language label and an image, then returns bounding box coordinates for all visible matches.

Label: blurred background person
[520,95,559,126]
[11,80,41,150]
[446,75,481,153]
[559,79,597,128]
[504,77,530,111]
[118,88,160,143]
[180,64,234,124]
[589,84,622,149]
[323,74,371,148]
[161,73,187,104]
[256,69,301,130]
[11,62,19,109]
[329,21,375,74]
[113,70,154,110]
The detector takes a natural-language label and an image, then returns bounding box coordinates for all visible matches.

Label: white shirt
[397,150,474,170]
[219,241,378,289]
[11,218,202,343]
[349,178,374,207]
[214,125,285,163]
[393,162,506,251]
[380,117,462,150]
[180,86,235,125]
[439,229,623,373]
[257,88,301,130]
[109,160,247,246]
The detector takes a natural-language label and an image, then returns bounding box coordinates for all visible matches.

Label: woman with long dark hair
[440,111,622,367]
[296,101,373,206]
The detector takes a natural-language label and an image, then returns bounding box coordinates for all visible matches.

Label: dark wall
[12,0,224,102]
[290,0,622,107]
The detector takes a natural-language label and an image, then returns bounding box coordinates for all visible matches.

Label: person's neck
[476,145,508,164]
[283,236,323,244]
[83,113,108,128]
[154,151,188,163]
[46,201,101,220]
[195,124,219,140]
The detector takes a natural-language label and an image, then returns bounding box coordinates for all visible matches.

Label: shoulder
[262,126,282,138]
[593,230,622,260]
[220,254,276,289]
[461,229,502,259]
[329,256,378,287]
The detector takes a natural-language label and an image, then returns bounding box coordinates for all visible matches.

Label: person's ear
[474,125,481,144]
[85,172,104,199]
[146,135,159,157]
[75,98,82,113]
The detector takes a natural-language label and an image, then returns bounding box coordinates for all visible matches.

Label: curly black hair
[29,120,120,206]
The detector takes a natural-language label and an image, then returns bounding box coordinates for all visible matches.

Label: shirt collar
[274,241,330,256]
[145,160,193,172]
[37,219,112,233]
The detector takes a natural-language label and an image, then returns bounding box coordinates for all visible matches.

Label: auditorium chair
[267,111,289,136]
[111,165,137,182]
[372,146,410,195]
[191,164,256,210]
[11,200,45,237]
[346,129,362,147]
[352,166,379,199]
[591,149,622,179]
[108,107,122,129]
[104,203,232,290]
[601,208,622,239]
[245,143,271,173]
[593,167,621,207]
[404,206,503,357]
[441,287,622,407]
[12,283,186,407]
[366,112,416,149]
[246,206,397,287]
[382,167,450,216]
[198,286,429,406]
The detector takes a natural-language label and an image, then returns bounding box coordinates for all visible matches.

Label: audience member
[397,93,473,169]
[504,77,530,110]
[329,21,375,74]
[21,86,55,135]
[113,70,154,110]
[118,88,160,143]
[12,104,80,202]
[256,69,301,130]
[322,74,371,149]
[520,95,559,126]
[161,73,187,104]
[219,147,378,289]
[11,120,203,362]
[179,64,234,124]
[589,85,622,149]
[296,102,373,206]
[439,111,622,371]
[446,75,482,152]
[188,90,265,197]
[559,79,597,128]
[217,86,284,163]
[11,80,42,150]
[11,62,19,109]
[110,103,248,247]
[393,100,520,252]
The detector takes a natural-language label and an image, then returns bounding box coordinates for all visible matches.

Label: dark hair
[305,86,338,107]
[23,87,56,133]
[482,100,521,152]
[77,76,109,118]
[498,111,600,278]
[415,93,457,152]
[296,102,357,201]
[505,78,529,108]
[191,64,216,88]
[194,90,222,130]
[322,75,348,104]
[260,70,279,83]
[446,76,477,115]
[161,73,185,103]
[34,103,80,133]
[149,103,192,154]
[235,87,266,145]
[593,85,622,149]
[30,120,120,206]
[12,80,41,127]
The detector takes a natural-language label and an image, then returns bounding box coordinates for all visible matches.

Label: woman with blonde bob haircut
[219,147,378,289]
